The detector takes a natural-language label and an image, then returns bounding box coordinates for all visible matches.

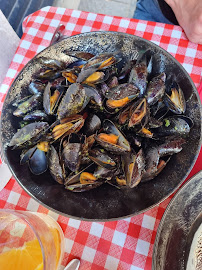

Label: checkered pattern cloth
[0,6,201,270]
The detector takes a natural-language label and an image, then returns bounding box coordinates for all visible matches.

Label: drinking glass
[0,209,64,270]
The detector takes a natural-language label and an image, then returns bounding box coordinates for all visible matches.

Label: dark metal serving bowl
[1,32,201,221]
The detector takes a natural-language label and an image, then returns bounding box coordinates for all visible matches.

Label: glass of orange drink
[0,210,64,270]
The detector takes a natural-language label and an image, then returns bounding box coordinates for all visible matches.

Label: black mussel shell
[64,163,104,192]
[148,117,162,129]
[128,62,148,96]
[28,81,45,95]
[20,146,37,165]
[12,95,32,107]
[142,155,171,182]
[65,182,103,192]
[37,57,66,69]
[13,94,42,117]
[118,59,136,80]
[62,142,82,172]
[141,147,160,181]
[65,51,95,61]
[107,76,119,88]
[93,166,114,180]
[105,83,139,100]
[122,149,145,188]
[9,122,49,149]
[29,148,48,175]
[23,110,48,121]
[154,115,193,137]
[95,119,131,154]
[146,73,166,105]
[157,138,185,156]
[57,83,89,119]
[89,148,116,170]
[48,145,64,184]
[83,114,101,136]
[36,70,63,81]
[83,86,103,107]
[105,83,140,111]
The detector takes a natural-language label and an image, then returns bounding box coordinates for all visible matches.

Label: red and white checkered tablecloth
[0,6,202,270]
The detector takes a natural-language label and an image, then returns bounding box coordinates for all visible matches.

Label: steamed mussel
[8,49,193,192]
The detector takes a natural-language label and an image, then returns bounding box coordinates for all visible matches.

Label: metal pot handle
[50,24,67,46]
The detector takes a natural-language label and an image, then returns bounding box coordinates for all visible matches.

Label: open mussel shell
[66,59,87,70]
[89,148,116,170]
[43,82,64,115]
[105,83,140,111]
[154,115,193,137]
[146,73,166,105]
[148,117,162,129]
[83,70,109,85]
[36,69,63,81]
[20,146,37,165]
[93,166,114,180]
[142,156,171,182]
[62,68,78,83]
[142,138,185,182]
[137,127,153,138]
[128,98,149,128]
[76,52,121,83]
[157,138,185,156]
[48,145,64,184]
[65,181,103,192]
[95,119,131,154]
[128,49,153,96]
[51,114,85,141]
[9,122,49,149]
[83,86,103,107]
[117,104,131,125]
[122,149,145,188]
[76,66,98,84]
[82,52,119,70]
[65,163,94,185]
[164,83,186,114]
[65,163,103,192]
[105,83,139,100]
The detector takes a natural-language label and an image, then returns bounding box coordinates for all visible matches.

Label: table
[0,6,201,270]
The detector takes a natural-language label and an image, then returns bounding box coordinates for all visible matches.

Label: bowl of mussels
[1,31,202,220]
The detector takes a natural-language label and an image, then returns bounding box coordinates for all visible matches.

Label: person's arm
[165,0,202,44]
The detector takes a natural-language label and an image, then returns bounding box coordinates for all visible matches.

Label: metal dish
[153,171,202,269]
[1,31,202,221]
